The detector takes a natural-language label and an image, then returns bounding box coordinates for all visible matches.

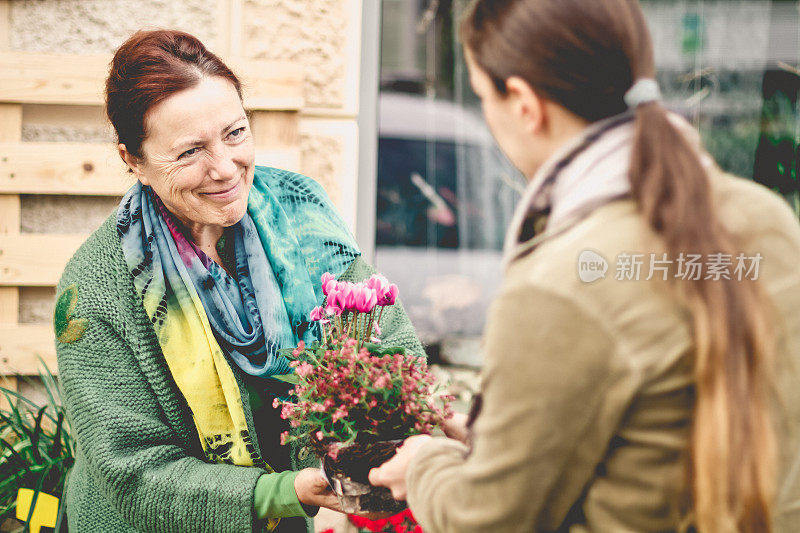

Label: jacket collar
[502,113,635,267]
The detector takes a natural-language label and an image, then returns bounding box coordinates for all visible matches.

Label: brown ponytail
[461,1,776,530]
[631,100,776,533]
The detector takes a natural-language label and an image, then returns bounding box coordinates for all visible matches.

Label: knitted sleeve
[55,239,266,532]
[337,256,426,358]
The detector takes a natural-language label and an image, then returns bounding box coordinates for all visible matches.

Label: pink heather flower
[332,407,348,422]
[378,284,399,306]
[354,286,378,313]
[316,431,324,440]
[309,306,324,322]
[328,444,341,461]
[272,397,281,409]
[280,431,289,445]
[374,373,392,389]
[291,340,306,357]
[296,362,314,378]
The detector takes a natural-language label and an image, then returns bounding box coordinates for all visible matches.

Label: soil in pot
[321,440,407,514]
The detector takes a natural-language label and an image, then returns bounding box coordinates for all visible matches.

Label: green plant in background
[0,363,74,533]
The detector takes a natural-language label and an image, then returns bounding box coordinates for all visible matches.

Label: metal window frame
[355,0,382,263]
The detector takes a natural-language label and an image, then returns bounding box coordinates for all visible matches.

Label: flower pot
[320,440,406,514]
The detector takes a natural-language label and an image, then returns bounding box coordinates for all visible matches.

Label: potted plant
[1,365,74,533]
[274,274,453,513]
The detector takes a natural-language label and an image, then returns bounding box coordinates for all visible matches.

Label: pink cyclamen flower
[322,278,338,297]
[365,274,389,295]
[378,284,399,306]
[343,283,359,311]
[330,282,354,311]
[354,286,378,314]
[321,272,336,289]
[309,306,324,322]
[324,303,342,317]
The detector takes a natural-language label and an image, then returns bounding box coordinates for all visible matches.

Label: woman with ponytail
[369,1,800,531]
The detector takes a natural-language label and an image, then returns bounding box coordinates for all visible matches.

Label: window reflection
[376,0,800,361]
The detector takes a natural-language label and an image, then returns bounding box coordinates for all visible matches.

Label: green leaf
[364,343,406,356]
[29,407,46,464]
[271,374,300,385]
[49,413,64,460]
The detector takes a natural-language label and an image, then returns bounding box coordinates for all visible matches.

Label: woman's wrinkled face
[135,76,255,230]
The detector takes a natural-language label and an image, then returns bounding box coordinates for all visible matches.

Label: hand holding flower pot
[275,274,453,513]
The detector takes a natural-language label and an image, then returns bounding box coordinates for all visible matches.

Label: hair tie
[624,78,662,109]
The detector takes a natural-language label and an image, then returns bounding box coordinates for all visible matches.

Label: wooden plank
[0,287,17,322]
[0,98,19,402]
[0,1,10,52]
[0,142,132,195]
[0,104,22,142]
[0,285,19,406]
[0,195,19,233]
[0,52,304,110]
[0,142,299,195]
[0,324,55,376]
[0,234,85,287]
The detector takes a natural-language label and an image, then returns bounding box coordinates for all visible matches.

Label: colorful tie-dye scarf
[117,166,359,471]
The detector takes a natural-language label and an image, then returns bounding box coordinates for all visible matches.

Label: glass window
[375,0,800,362]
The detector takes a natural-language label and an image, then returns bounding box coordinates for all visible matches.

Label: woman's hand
[368,435,432,501]
[441,412,469,443]
[294,468,341,512]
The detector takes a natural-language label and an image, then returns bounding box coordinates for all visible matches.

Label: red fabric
[348,509,420,533]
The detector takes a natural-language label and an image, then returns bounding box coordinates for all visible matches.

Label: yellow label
[16,488,59,533]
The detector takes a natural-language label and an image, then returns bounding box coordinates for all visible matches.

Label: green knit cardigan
[55,212,424,533]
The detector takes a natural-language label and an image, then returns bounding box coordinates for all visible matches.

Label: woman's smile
[126,75,257,241]
[200,178,243,201]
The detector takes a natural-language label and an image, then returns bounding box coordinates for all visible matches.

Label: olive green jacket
[55,212,423,533]
[407,172,800,532]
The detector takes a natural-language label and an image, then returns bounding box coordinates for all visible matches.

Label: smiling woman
[120,76,255,262]
[53,29,424,533]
